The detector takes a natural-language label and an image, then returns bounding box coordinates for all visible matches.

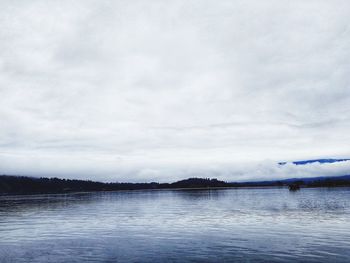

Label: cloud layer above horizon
[1,0,350,182]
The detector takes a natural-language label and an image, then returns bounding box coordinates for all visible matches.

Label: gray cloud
[0,0,350,181]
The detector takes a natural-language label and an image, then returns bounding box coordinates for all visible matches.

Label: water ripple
[1,188,350,262]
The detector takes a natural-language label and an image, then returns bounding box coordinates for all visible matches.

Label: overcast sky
[1,0,350,182]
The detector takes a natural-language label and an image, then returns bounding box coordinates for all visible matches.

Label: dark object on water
[288,184,301,191]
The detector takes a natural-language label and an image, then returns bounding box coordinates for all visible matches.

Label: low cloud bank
[1,152,349,183]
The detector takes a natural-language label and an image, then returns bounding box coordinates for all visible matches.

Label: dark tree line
[0,176,233,195]
[1,175,350,195]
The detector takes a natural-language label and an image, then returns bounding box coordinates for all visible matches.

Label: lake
[1,187,350,262]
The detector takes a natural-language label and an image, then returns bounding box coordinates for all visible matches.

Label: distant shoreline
[1,175,350,196]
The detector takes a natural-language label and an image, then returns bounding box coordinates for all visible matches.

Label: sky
[0,0,350,182]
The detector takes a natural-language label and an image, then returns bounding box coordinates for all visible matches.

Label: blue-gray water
[1,187,350,262]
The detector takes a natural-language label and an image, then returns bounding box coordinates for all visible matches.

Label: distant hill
[278,158,350,166]
[170,178,228,188]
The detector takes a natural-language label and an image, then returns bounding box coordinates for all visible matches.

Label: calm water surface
[1,187,350,262]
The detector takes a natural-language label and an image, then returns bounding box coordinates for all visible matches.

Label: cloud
[0,0,350,181]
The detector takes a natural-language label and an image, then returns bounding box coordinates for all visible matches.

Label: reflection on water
[1,187,350,262]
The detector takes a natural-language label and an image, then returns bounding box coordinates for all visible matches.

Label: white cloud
[0,0,350,181]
